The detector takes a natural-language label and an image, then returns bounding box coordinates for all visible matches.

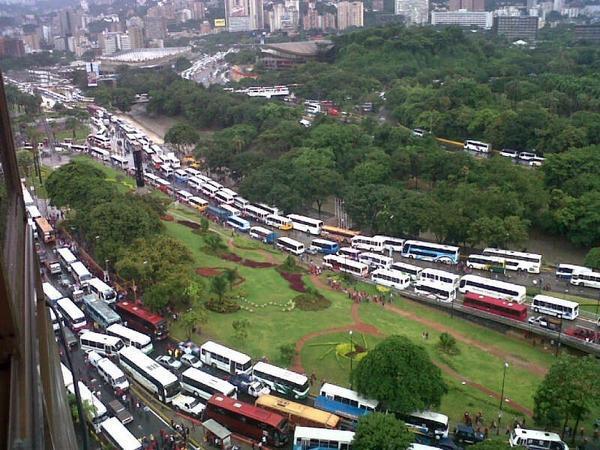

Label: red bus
[463,292,528,322]
[203,395,289,447]
[115,301,168,340]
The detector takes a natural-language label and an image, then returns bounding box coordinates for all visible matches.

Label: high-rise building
[225,0,264,31]
[431,9,493,27]
[59,8,80,36]
[268,1,299,31]
[128,25,144,48]
[494,15,538,40]
[22,33,41,53]
[337,1,364,29]
[0,37,25,57]
[574,24,600,42]
[449,0,485,11]
[191,1,206,19]
[144,16,167,39]
[395,0,429,24]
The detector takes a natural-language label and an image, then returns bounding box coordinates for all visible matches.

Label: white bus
[466,254,507,272]
[117,346,181,403]
[199,341,252,375]
[189,196,209,212]
[531,295,579,320]
[68,381,109,431]
[227,215,251,232]
[276,237,305,255]
[338,247,361,260]
[234,196,250,210]
[374,235,405,253]
[215,190,236,205]
[401,240,460,265]
[390,262,423,282]
[265,214,293,231]
[61,361,73,389]
[43,282,64,303]
[249,226,277,244]
[26,205,42,219]
[293,427,355,450]
[159,165,173,178]
[201,183,221,198]
[90,351,130,392]
[71,261,93,285]
[100,417,142,450]
[319,383,378,412]
[106,323,153,354]
[49,307,62,332]
[414,279,457,303]
[110,155,129,170]
[287,214,323,235]
[570,269,600,290]
[181,367,237,401]
[358,252,393,270]
[323,255,369,278]
[351,235,386,252]
[144,172,160,186]
[174,169,189,182]
[252,361,310,400]
[509,428,568,450]
[245,204,270,223]
[372,268,411,290]
[22,186,34,206]
[57,247,77,268]
[187,176,205,191]
[555,264,589,280]
[204,179,222,190]
[90,147,110,161]
[482,248,542,274]
[177,190,194,203]
[220,203,241,217]
[418,268,460,287]
[403,411,449,439]
[257,203,280,217]
[87,277,117,304]
[80,331,125,357]
[56,298,87,332]
[464,140,491,153]
[458,275,526,303]
[184,167,201,178]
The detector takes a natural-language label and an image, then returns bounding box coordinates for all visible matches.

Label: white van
[88,350,130,392]
[510,428,568,450]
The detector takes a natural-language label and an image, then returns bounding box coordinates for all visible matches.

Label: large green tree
[352,413,413,450]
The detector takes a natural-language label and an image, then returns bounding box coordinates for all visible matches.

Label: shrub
[279,343,296,365]
[293,292,331,311]
[205,298,240,313]
[437,332,460,355]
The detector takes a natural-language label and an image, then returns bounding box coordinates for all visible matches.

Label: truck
[172,394,205,418]
[229,374,271,398]
[206,205,232,222]
[45,259,62,275]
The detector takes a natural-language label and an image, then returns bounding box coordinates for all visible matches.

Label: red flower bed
[242,260,276,268]
[177,220,200,229]
[279,271,306,293]
[220,252,243,262]
[196,267,223,277]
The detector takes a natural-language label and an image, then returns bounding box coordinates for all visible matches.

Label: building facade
[494,16,539,40]
[395,0,429,24]
[574,24,600,42]
[337,1,364,30]
[431,10,493,28]
[448,0,484,11]
[225,0,264,31]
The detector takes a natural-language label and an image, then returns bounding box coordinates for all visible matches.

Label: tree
[584,247,600,270]
[16,149,34,177]
[470,440,512,450]
[164,123,200,154]
[533,355,600,437]
[223,268,238,290]
[210,275,229,304]
[351,335,448,413]
[279,343,296,365]
[352,413,413,450]
[174,56,192,72]
[204,234,227,253]
[143,273,193,311]
[232,319,250,340]
[437,332,460,355]
[181,308,207,338]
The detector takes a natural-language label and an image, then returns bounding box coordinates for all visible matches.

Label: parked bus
[249,226,278,244]
[22,186,34,206]
[68,381,109,431]
[215,190,236,205]
[110,155,129,170]
[509,428,568,450]
[176,190,193,203]
[87,277,117,304]
[464,140,491,153]
[531,295,579,320]
[227,216,251,232]
[204,395,289,447]
[401,240,460,265]
[56,298,87,332]
[266,214,293,231]
[189,196,209,212]
[414,279,457,303]
[418,268,460,287]
[351,235,386,252]
[90,146,110,161]
[199,341,252,375]
[26,205,41,219]
[115,301,169,340]
[293,427,354,450]
[256,203,280,217]
[34,217,55,243]
[463,293,528,322]
[43,282,63,304]
[187,176,205,191]
[156,178,171,194]
[555,264,589,280]
[88,134,111,149]
[570,269,600,290]
[106,323,153,354]
[252,362,310,400]
[276,237,305,256]
[322,226,361,241]
[174,169,189,182]
[390,262,423,282]
[49,307,62,332]
[61,361,73,389]
[220,204,241,217]
[71,261,93,285]
[315,383,377,430]
[117,346,181,403]
[181,367,237,400]
[371,269,411,290]
[83,294,122,329]
[466,254,506,273]
[323,255,369,278]
[245,204,270,223]
[338,247,361,261]
[144,172,160,186]
[482,248,542,274]
[100,417,142,450]
[358,252,393,270]
[57,247,77,268]
[256,394,339,430]
[206,205,232,221]
[287,214,323,235]
[402,411,450,439]
[310,238,340,255]
[159,165,173,178]
[458,275,526,303]
[201,183,221,198]
[234,196,250,210]
[374,235,405,253]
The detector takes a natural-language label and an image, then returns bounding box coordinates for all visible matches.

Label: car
[306,247,319,255]
[453,424,485,445]
[108,399,134,425]
[180,353,202,369]
[499,149,518,158]
[59,274,72,289]
[528,315,542,325]
[412,128,428,137]
[518,151,536,161]
[155,355,182,371]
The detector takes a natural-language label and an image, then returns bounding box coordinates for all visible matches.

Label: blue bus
[249,226,278,244]
[310,238,340,255]
[206,205,233,221]
[82,294,121,330]
[313,395,370,430]
[226,215,251,233]
[400,240,460,265]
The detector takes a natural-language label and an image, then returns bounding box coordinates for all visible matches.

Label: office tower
[144,16,167,40]
[337,1,364,29]
[225,0,264,31]
[395,0,429,24]
[494,16,539,40]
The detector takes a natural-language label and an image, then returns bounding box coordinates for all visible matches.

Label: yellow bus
[322,225,361,239]
[34,216,55,243]
[255,394,339,430]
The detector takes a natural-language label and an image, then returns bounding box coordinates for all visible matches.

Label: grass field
[54,122,90,143]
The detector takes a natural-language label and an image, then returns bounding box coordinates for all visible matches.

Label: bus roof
[57,247,77,263]
[80,331,123,346]
[464,292,528,312]
[87,277,114,292]
[182,367,236,393]
[293,426,355,442]
[322,225,360,237]
[56,298,85,320]
[250,226,273,236]
[253,361,308,386]
[512,428,562,442]
[106,324,151,345]
[403,239,460,252]
[483,248,542,260]
[320,383,379,409]
[532,295,579,309]
[409,410,449,425]
[100,417,142,450]
[60,362,73,388]
[42,282,63,301]
[324,255,369,270]
[208,395,285,428]
[420,268,460,279]
[118,346,178,385]
[34,216,53,232]
[201,341,251,365]
[460,275,527,294]
[116,301,165,326]
[256,395,339,428]
[70,261,91,275]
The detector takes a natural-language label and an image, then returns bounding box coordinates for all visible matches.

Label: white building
[395,0,429,24]
[431,9,493,28]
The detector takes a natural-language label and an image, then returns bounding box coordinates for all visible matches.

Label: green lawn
[54,122,90,143]
[72,156,137,193]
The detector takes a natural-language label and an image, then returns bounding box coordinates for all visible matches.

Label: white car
[500,149,518,158]
[180,353,202,369]
[155,355,182,371]
[518,152,536,161]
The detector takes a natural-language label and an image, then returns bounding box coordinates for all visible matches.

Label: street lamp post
[349,330,354,388]
[497,361,509,435]
[555,314,563,357]
[104,259,110,283]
